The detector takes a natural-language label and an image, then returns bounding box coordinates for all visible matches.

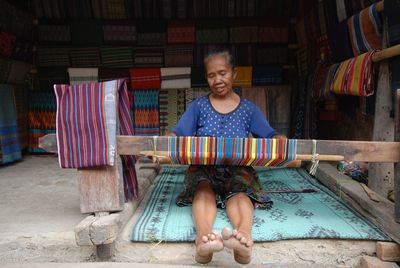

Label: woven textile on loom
[54,79,138,199]
[0,85,21,165]
[167,137,297,166]
[233,66,252,87]
[348,3,382,56]
[330,51,376,96]
[68,68,98,84]
[133,89,160,136]
[160,67,191,89]
[129,68,161,89]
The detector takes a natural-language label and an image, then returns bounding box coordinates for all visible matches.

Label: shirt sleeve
[172,100,199,136]
[249,105,278,138]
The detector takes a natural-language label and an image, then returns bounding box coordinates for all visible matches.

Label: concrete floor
[0,155,384,267]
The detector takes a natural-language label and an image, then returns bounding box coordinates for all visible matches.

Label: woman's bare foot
[195,230,224,264]
[221,227,253,264]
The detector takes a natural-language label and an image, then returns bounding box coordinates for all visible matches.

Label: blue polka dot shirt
[173,95,277,138]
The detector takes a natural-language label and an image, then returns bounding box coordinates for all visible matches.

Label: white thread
[309,139,319,176]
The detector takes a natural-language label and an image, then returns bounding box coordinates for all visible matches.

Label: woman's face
[205,54,236,98]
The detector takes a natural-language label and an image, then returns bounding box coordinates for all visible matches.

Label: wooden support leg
[96,242,115,260]
[78,156,124,214]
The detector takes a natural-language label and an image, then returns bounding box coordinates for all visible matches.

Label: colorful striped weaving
[330,51,376,96]
[348,3,382,56]
[168,137,297,167]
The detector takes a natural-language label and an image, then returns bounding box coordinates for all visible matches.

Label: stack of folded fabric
[137,20,166,46]
[103,22,136,43]
[167,20,195,44]
[160,67,191,89]
[258,26,289,44]
[70,47,101,67]
[233,66,253,87]
[101,47,134,68]
[70,20,103,45]
[196,23,228,44]
[252,66,283,85]
[164,45,193,67]
[133,47,164,67]
[230,25,258,43]
[68,68,99,84]
[37,47,70,67]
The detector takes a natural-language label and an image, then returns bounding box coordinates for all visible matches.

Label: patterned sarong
[133,47,164,67]
[348,3,382,56]
[100,47,133,68]
[0,84,21,165]
[133,89,160,135]
[168,137,297,167]
[330,51,376,96]
[54,79,138,199]
[129,68,161,89]
[159,88,185,135]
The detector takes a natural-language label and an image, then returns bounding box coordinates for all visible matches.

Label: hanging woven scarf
[54,79,138,199]
[348,3,382,56]
[330,51,376,96]
[168,137,297,167]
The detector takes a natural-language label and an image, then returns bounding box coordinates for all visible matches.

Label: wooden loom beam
[39,134,400,163]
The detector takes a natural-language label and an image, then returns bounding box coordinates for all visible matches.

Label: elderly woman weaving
[171,50,284,264]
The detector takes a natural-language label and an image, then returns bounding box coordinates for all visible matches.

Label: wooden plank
[314,162,400,244]
[369,60,395,197]
[376,242,400,262]
[78,156,124,214]
[395,89,400,222]
[39,134,400,163]
[360,256,399,268]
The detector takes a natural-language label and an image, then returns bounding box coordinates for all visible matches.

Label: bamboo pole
[372,44,400,62]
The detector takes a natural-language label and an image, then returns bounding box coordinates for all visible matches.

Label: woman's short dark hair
[203,50,236,70]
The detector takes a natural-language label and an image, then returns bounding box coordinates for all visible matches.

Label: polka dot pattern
[196,96,254,138]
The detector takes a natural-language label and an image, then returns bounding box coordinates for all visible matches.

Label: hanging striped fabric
[168,137,297,167]
[330,51,376,96]
[348,3,382,56]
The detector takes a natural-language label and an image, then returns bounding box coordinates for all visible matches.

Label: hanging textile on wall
[330,51,376,96]
[54,79,138,200]
[167,20,195,44]
[37,47,70,67]
[267,85,291,136]
[133,89,160,136]
[348,3,382,56]
[164,45,194,67]
[159,88,186,135]
[38,24,71,43]
[100,47,134,68]
[168,136,297,167]
[103,22,136,43]
[0,84,21,165]
[328,21,354,63]
[185,87,209,107]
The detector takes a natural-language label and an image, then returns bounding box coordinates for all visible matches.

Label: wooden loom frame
[38,38,400,259]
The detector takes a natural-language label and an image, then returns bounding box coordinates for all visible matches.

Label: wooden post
[78,156,124,214]
[369,39,395,196]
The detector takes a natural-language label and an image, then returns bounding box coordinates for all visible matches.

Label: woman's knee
[194,181,215,199]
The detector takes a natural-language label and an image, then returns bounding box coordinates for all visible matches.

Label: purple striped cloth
[54,79,138,200]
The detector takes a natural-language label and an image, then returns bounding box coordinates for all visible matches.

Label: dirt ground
[0,156,383,267]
